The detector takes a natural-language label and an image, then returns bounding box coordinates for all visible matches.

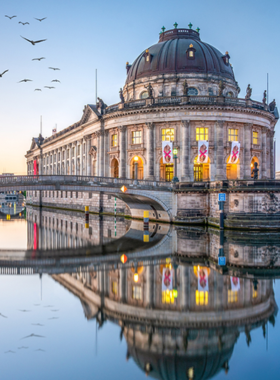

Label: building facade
[26,25,278,183]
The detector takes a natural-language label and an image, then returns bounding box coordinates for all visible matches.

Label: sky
[0,0,280,174]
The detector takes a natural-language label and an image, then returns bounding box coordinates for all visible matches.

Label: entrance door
[194,165,203,181]
[165,165,174,182]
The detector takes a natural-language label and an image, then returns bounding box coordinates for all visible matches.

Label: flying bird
[44,305,53,308]
[18,347,28,349]
[18,79,32,83]
[5,350,15,354]
[51,80,60,83]
[34,89,42,91]
[0,313,7,318]
[44,86,55,89]
[32,57,45,61]
[0,70,9,78]
[32,323,44,326]
[19,21,29,25]
[34,17,47,22]
[48,317,59,320]
[21,36,47,45]
[5,15,16,19]
[35,349,45,352]
[18,309,31,311]
[21,334,45,340]
[48,67,60,71]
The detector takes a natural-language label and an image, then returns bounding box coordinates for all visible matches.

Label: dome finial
[188,22,193,29]
[173,22,178,29]
[161,26,166,32]
[196,27,200,33]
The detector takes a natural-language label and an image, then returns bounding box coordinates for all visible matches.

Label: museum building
[26,24,278,182]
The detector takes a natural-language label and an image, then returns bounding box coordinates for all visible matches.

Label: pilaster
[214,120,226,180]
[146,122,155,180]
[181,120,191,181]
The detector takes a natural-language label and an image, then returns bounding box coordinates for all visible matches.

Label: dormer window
[222,51,230,66]
[187,44,196,60]
[144,49,152,63]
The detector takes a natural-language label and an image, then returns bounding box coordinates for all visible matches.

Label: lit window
[252,289,258,299]
[228,290,238,303]
[162,289,175,304]
[196,128,208,141]
[228,128,238,142]
[195,290,208,305]
[253,131,258,145]
[162,128,174,142]
[132,286,142,300]
[111,134,118,147]
[189,51,194,57]
[112,281,118,295]
[132,131,142,144]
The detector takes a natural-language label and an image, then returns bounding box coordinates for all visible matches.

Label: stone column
[74,142,78,175]
[214,120,225,180]
[244,123,252,179]
[119,126,127,178]
[146,122,155,180]
[262,129,267,179]
[181,120,191,181]
[80,139,84,175]
[85,136,91,176]
[98,130,105,177]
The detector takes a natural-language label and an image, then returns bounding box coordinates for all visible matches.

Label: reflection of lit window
[253,131,258,145]
[162,289,175,304]
[228,290,238,303]
[195,290,208,305]
[111,134,118,147]
[112,281,118,295]
[252,289,258,299]
[196,128,208,141]
[228,128,238,142]
[132,286,142,300]
[162,128,174,142]
[132,131,142,144]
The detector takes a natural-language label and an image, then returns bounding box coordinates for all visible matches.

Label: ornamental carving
[261,193,280,213]
[89,146,97,159]
[234,199,239,207]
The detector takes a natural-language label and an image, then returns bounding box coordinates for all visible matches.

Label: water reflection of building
[53,260,277,379]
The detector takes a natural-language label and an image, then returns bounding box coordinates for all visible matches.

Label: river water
[0,204,279,380]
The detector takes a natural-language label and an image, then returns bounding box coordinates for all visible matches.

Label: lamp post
[134,156,139,184]
[172,147,179,182]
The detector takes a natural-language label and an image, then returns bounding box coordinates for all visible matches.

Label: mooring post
[85,206,89,228]
[143,210,149,242]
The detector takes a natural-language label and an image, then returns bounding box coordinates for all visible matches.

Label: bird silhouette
[44,86,55,89]
[0,313,7,318]
[32,57,45,61]
[48,67,60,71]
[0,70,8,78]
[18,80,32,83]
[21,334,45,340]
[19,21,29,25]
[51,80,60,83]
[44,305,53,308]
[34,89,42,91]
[48,317,59,320]
[34,17,47,22]
[18,347,28,349]
[5,15,16,19]
[32,323,44,326]
[18,309,31,311]
[35,349,45,352]
[21,36,47,45]
[5,350,15,354]
[51,309,59,312]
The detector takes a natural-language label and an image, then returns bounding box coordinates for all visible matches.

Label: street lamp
[134,156,139,184]
[172,147,179,182]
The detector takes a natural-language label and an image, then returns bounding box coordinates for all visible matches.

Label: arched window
[140,91,149,99]
[226,91,234,97]
[188,87,198,96]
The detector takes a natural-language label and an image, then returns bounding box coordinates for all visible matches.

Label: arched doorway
[226,156,240,180]
[160,158,174,182]
[131,156,143,180]
[251,156,259,178]
[111,158,119,178]
[193,156,210,181]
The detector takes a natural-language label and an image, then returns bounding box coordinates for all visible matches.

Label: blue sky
[0,0,279,173]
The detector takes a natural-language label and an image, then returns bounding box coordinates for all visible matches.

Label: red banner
[33,160,37,175]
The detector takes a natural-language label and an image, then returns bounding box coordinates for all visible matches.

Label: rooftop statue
[119,88,124,103]
[218,81,225,97]
[144,83,153,98]
[245,84,252,100]
[183,80,188,96]
[269,99,276,112]
[263,90,267,105]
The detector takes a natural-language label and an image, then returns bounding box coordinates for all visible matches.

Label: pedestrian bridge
[0,175,174,222]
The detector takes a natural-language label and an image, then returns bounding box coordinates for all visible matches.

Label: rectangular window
[162,128,174,142]
[196,128,208,141]
[228,128,238,142]
[228,290,238,303]
[132,286,142,300]
[112,281,118,295]
[111,134,118,147]
[195,290,208,305]
[62,151,65,160]
[132,131,142,144]
[58,152,61,161]
[67,149,70,159]
[72,147,75,156]
[78,145,80,155]
[253,131,258,145]
[162,290,175,304]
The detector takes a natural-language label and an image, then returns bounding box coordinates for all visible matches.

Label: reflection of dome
[126,28,234,85]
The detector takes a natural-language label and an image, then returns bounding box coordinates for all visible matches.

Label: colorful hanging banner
[162,141,173,164]
[162,267,173,291]
[197,140,209,164]
[197,266,209,292]
[33,159,37,175]
[230,277,240,291]
[229,141,240,164]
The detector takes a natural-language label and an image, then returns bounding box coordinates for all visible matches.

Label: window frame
[132,285,142,300]
[161,128,175,142]
[196,127,209,141]
[111,133,118,147]
[132,130,142,145]
[228,128,238,142]
[253,131,259,145]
